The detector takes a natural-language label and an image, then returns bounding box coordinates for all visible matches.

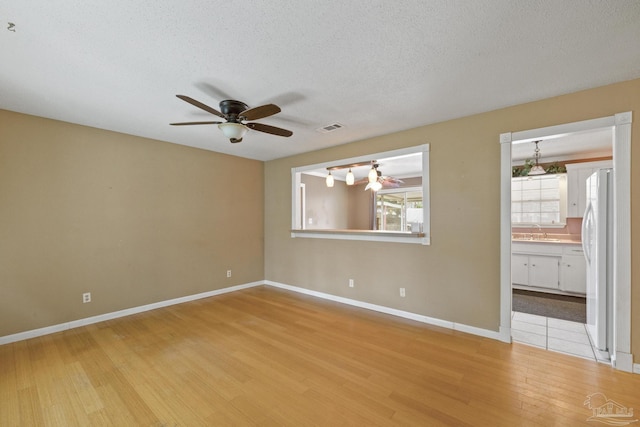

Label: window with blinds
[511,174,567,226]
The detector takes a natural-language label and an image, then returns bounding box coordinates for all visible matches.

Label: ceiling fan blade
[382,181,402,188]
[246,122,293,137]
[176,95,225,118]
[241,104,281,121]
[170,121,222,126]
[383,177,405,184]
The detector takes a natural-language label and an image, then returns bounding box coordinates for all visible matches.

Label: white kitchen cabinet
[566,160,612,217]
[528,255,560,289]
[511,252,560,290]
[560,246,587,294]
[512,242,585,294]
[512,253,529,285]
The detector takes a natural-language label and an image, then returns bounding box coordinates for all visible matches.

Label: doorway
[499,113,633,371]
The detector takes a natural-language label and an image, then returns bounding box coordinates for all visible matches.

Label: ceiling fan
[170,95,293,143]
[354,164,404,191]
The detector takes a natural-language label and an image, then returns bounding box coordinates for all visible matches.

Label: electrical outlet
[399,288,406,297]
[226,270,232,278]
[348,279,354,288]
[82,292,91,303]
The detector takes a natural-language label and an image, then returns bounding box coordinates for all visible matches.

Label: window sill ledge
[291,229,429,245]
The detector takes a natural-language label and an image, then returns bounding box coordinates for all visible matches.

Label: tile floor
[511,311,610,363]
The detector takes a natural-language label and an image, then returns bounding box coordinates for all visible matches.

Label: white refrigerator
[582,168,613,352]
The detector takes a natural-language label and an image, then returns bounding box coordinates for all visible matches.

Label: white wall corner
[633,364,640,375]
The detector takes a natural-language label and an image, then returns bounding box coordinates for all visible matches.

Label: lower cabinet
[511,253,560,290]
[560,251,587,294]
[512,242,585,295]
[511,254,529,286]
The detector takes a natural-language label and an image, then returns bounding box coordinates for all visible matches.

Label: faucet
[532,224,542,240]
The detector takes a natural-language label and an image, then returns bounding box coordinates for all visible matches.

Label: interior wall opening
[499,112,633,372]
[509,128,613,363]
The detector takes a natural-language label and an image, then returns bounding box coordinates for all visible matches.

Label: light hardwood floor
[1,286,639,426]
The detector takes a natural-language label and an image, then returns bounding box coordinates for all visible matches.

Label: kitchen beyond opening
[510,128,613,363]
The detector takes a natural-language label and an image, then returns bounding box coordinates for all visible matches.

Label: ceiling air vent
[316,122,344,133]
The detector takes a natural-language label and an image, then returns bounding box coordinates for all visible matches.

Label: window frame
[511,173,567,228]
[290,144,430,245]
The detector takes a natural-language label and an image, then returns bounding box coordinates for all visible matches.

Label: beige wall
[0,110,264,337]
[265,78,640,358]
[301,174,349,229]
[347,186,373,230]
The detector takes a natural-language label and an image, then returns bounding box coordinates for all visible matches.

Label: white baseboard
[264,280,503,341]
[5,280,503,345]
[11,279,634,369]
[0,282,263,345]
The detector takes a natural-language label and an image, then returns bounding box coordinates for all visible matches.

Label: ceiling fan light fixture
[218,122,248,140]
[326,172,334,187]
[365,181,383,192]
[346,169,355,185]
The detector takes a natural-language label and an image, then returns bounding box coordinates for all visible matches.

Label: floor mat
[512,289,586,323]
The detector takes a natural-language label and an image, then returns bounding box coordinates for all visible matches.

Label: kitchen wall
[346,185,373,230]
[0,110,264,337]
[301,174,349,229]
[264,78,640,359]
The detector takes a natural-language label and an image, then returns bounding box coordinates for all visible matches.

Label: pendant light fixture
[345,168,355,185]
[365,163,382,191]
[325,171,334,187]
[368,165,378,183]
[323,160,381,189]
[528,141,546,176]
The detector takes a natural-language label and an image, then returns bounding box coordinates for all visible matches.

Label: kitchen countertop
[512,238,581,245]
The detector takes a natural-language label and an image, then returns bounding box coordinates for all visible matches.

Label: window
[291,144,430,244]
[511,174,567,227]
[376,187,423,232]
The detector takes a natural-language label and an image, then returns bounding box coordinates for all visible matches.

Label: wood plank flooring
[1,286,639,426]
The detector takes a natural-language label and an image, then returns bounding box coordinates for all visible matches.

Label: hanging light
[368,165,378,183]
[325,171,334,187]
[528,141,546,176]
[345,169,355,185]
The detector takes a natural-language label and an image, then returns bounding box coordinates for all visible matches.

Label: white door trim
[499,112,633,372]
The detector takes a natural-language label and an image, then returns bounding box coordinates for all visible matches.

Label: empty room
[2,1,640,425]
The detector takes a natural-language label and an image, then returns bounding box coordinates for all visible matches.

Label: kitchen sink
[512,237,561,242]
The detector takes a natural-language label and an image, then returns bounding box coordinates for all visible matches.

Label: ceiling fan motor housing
[219,100,249,122]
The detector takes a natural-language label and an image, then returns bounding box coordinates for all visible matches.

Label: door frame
[498,112,633,372]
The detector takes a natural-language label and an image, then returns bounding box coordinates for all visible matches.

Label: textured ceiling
[2,1,639,161]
